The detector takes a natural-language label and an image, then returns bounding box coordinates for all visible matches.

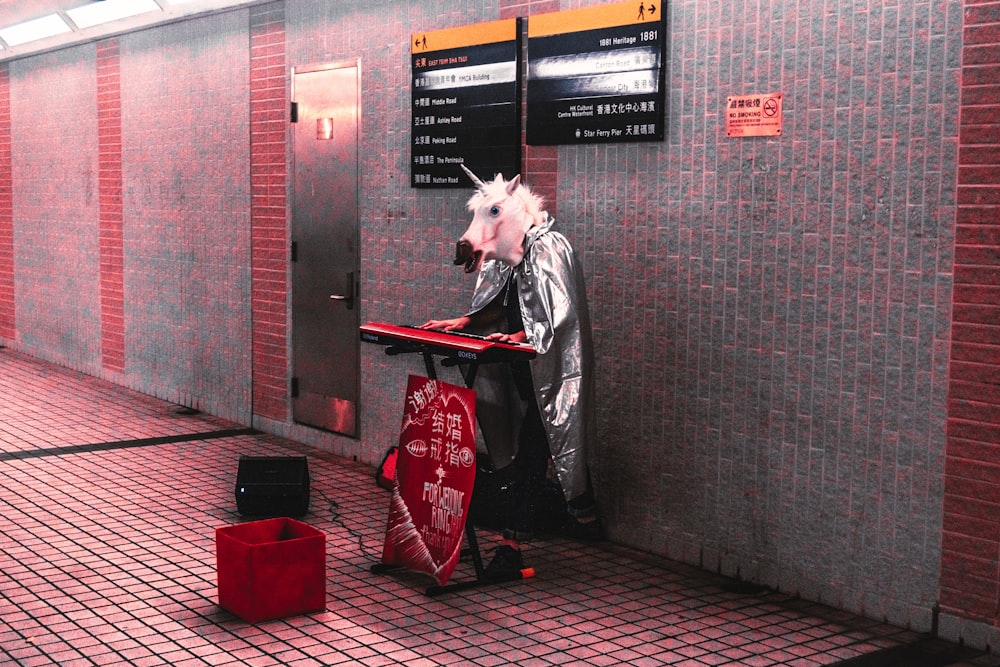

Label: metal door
[291,61,360,436]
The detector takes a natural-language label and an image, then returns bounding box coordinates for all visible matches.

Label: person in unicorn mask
[421,166,601,580]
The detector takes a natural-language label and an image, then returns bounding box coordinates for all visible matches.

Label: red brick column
[249,3,289,421]
[0,64,12,340]
[97,39,125,372]
[500,0,559,217]
[940,1,1000,626]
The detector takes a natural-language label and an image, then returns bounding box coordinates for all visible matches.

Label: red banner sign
[381,375,477,586]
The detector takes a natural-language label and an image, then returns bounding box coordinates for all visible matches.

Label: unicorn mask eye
[489,205,501,217]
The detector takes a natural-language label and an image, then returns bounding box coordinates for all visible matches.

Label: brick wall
[97,39,125,373]
[118,12,252,420]
[551,0,961,630]
[10,46,102,368]
[0,64,11,340]
[284,0,963,633]
[939,0,1000,642]
[499,0,559,216]
[249,3,289,423]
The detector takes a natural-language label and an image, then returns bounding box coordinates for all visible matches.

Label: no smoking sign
[726,92,783,137]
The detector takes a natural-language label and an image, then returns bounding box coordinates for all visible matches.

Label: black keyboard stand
[369,345,530,596]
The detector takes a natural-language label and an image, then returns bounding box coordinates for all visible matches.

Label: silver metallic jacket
[467,215,595,503]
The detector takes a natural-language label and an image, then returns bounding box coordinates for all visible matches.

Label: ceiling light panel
[66,0,162,30]
[0,14,71,47]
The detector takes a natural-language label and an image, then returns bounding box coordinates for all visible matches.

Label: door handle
[329,271,355,310]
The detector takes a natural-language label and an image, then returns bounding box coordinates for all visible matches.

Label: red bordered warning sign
[726,93,782,137]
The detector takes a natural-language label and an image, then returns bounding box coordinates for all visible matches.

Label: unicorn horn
[460,163,486,188]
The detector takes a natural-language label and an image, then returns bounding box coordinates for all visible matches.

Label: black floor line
[0,428,258,461]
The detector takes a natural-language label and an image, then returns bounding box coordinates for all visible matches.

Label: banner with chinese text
[381,375,477,586]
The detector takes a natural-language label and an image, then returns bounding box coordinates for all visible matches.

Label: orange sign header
[529,0,660,38]
[413,18,518,53]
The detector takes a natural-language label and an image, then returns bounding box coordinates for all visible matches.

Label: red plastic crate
[215,517,326,622]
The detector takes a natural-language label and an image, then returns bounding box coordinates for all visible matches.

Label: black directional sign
[527,1,667,145]
[411,19,522,188]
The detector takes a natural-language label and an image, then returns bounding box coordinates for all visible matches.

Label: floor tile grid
[321,494,919,667]
[0,433,852,667]
[0,469,975,667]
[3,437,236,666]
[0,350,997,666]
[0,349,238,451]
[1,435,476,666]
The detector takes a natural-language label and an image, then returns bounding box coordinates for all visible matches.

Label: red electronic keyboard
[360,321,536,366]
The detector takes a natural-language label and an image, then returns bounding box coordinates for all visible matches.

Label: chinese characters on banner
[526,0,667,145]
[411,19,521,188]
[381,375,477,586]
[726,93,783,137]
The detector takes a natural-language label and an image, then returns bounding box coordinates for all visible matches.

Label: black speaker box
[235,455,310,517]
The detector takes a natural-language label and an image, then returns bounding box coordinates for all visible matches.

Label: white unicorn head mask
[453,165,546,273]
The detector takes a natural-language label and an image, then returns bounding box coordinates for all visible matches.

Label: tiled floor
[0,348,997,667]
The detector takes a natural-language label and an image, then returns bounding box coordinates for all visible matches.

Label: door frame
[289,58,362,437]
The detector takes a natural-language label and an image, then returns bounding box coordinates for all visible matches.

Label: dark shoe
[559,516,604,542]
[483,545,524,581]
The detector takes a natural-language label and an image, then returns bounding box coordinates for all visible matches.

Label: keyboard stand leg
[421,350,437,379]
[424,519,533,597]
[423,360,537,596]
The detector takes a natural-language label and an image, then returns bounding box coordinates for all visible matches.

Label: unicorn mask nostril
[454,240,481,273]
[453,240,472,265]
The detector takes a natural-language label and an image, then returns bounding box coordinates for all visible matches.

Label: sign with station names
[526,1,667,145]
[411,19,521,188]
